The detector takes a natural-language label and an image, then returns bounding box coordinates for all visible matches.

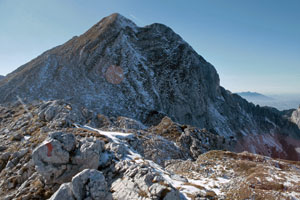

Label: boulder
[49,183,74,200]
[71,169,112,200]
[32,132,103,184]
[50,169,112,200]
[111,160,182,200]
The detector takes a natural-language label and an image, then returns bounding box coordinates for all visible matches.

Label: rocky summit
[0,13,300,200]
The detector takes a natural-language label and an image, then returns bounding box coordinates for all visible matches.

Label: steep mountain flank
[0,13,299,160]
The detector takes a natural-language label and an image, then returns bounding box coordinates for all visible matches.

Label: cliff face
[291,107,300,129]
[0,13,299,159]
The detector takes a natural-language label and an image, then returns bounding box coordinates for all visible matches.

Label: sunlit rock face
[0,13,299,160]
[291,107,300,129]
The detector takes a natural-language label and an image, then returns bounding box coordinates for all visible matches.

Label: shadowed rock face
[0,13,299,159]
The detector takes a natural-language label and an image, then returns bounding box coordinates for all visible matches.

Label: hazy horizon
[1,0,299,95]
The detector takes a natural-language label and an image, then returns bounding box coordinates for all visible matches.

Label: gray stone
[115,116,146,130]
[71,169,112,200]
[163,190,182,200]
[170,174,188,183]
[49,183,75,200]
[72,138,103,170]
[111,160,181,200]
[149,183,168,197]
[49,132,76,152]
[106,142,127,160]
[44,106,58,122]
[32,132,103,184]
[49,169,111,200]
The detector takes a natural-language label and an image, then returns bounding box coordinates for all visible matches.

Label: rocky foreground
[0,100,299,200]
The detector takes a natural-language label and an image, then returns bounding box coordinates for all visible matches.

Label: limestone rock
[37,100,91,128]
[32,132,103,184]
[72,138,103,170]
[115,116,146,130]
[105,142,128,160]
[142,117,229,164]
[71,169,112,200]
[50,169,112,200]
[291,106,300,129]
[111,160,182,200]
[138,134,188,166]
[49,183,74,200]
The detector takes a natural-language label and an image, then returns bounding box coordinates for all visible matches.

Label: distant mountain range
[237,91,300,110]
[0,75,4,80]
[237,91,274,101]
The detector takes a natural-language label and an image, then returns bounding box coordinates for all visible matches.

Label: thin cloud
[129,14,138,20]
[129,14,144,25]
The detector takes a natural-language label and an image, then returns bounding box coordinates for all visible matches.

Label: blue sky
[0,0,299,94]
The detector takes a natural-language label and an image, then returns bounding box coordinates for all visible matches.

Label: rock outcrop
[32,132,103,184]
[291,106,300,129]
[111,160,182,200]
[138,117,230,166]
[50,169,112,200]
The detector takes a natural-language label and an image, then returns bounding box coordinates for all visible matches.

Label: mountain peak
[0,13,300,162]
[92,13,137,32]
[62,13,138,53]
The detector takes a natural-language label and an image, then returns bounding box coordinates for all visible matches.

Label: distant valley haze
[237,91,300,110]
